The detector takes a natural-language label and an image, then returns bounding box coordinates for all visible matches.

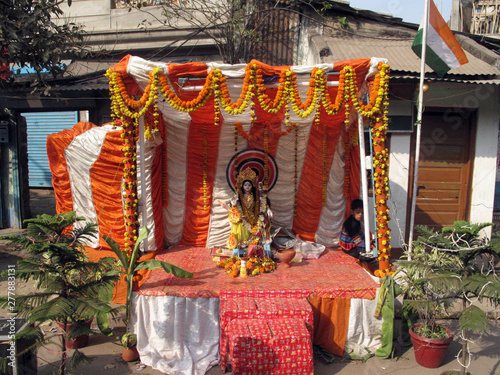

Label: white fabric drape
[133,294,220,375]
[136,131,162,251]
[65,124,118,247]
[345,274,383,356]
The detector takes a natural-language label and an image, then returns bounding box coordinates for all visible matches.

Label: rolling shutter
[22,111,79,187]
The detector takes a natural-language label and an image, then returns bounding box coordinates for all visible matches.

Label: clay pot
[122,346,140,362]
[56,318,93,349]
[410,323,453,368]
[276,249,296,268]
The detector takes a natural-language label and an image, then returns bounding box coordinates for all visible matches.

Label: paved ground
[1,190,499,374]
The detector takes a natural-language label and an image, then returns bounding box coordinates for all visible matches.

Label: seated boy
[339,199,378,265]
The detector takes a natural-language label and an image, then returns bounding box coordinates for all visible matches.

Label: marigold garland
[264,127,269,189]
[217,256,277,277]
[203,123,208,209]
[120,117,139,254]
[294,125,299,216]
[322,122,328,205]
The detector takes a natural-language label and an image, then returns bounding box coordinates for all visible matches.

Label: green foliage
[103,227,193,332]
[0,0,88,89]
[338,16,349,29]
[0,212,121,375]
[397,222,500,370]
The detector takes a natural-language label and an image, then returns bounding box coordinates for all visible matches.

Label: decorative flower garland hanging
[294,125,299,216]
[106,61,391,264]
[264,127,269,189]
[322,122,328,205]
[107,62,390,124]
[203,123,208,209]
[121,117,139,254]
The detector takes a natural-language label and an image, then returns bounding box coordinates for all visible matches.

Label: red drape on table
[293,59,371,241]
[47,122,95,214]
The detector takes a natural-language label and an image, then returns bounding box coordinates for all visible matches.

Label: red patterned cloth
[224,318,313,375]
[137,247,378,300]
[227,319,274,374]
[267,319,314,375]
[219,296,314,370]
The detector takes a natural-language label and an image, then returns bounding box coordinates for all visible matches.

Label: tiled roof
[321,35,500,77]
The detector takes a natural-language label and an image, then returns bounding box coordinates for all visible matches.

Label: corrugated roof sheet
[321,35,500,77]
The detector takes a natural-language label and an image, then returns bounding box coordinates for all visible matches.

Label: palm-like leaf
[0,212,121,374]
[459,305,488,332]
[103,226,193,331]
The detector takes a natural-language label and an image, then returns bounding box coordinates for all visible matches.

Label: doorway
[410,108,475,232]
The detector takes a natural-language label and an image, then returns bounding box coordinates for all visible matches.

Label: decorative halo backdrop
[226,148,278,192]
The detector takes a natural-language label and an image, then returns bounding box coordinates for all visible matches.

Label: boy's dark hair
[351,199,363,211]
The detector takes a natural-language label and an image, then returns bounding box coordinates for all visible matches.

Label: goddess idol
[226,167,273,258]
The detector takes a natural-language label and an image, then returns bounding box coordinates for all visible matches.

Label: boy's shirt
[340,215,366,251]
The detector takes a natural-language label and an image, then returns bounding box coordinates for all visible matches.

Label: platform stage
[131,246,382,375]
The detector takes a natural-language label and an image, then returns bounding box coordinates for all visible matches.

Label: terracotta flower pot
[56,318,93,349]
[276,249,296,268]
[410,323,453,368]
[122,346,140,362]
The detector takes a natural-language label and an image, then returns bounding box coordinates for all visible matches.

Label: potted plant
[396,222,500,372]
[0,212,121,375]
[103,226,193,361]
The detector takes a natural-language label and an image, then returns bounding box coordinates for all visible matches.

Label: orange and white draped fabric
[48,55,385,253]
[47,121,164,252]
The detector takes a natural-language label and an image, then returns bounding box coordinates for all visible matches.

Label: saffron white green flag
[412,0,468,77]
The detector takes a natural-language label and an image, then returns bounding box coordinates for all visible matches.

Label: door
[412,109,474,231]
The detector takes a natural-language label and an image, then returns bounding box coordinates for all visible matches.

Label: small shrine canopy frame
[52,55,393,274]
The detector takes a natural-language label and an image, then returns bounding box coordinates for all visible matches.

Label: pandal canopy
[52,55,393,275]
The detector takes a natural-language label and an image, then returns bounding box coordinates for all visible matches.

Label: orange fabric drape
[151,145,165,251]
[293,59,371,240]
[181,111,221,246]
[292,111,344,241]
[248,96,285,155]
[89,128,126,250]
[47,122,96,214]
[307,296,351,356]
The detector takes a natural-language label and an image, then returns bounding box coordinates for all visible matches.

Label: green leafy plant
[397,222,500,373]
[0,0,88,90]
[103,227,193,342]
[0,212,121,375]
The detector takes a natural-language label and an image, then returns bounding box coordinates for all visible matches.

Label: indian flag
[412,0,468,77]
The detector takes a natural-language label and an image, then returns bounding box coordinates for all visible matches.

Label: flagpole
[357,112,371,255]
[408,0,431,254]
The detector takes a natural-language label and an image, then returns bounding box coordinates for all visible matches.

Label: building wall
[386,100,413,249]
[387,82,500,247]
